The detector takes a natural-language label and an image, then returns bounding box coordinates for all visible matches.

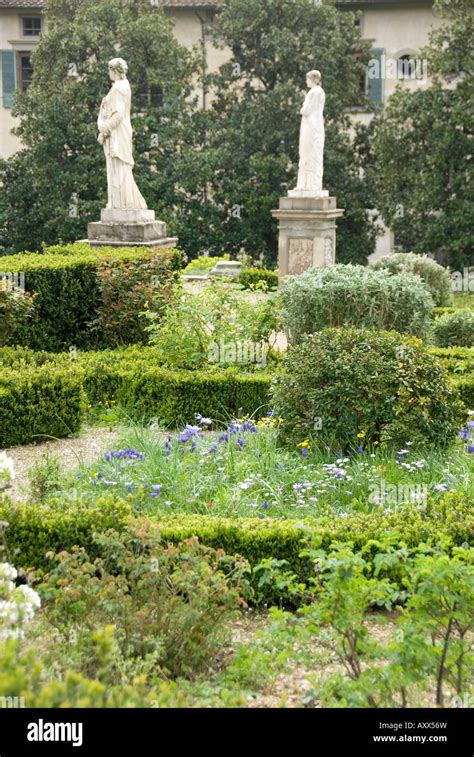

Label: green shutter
[1,50,17,108]
[367,48,384,104]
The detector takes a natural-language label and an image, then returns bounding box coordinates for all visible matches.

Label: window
[366,48,385,104]
[22,16,42,37]
[17,52,33,92]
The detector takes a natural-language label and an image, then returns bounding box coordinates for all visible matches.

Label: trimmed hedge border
[0,494,471,585]
[0,365,85,447]
[0,345,271,445]
[0,344,473,446]
[0,243,181,351]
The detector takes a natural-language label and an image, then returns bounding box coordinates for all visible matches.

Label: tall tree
[0,0,196,253]
[372,0,473,268]
[186,0,377,265]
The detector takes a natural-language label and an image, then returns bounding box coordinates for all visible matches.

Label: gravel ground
[4,426,119,502]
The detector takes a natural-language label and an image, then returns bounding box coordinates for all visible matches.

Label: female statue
[97,58,148,210]
[289,70,327,197]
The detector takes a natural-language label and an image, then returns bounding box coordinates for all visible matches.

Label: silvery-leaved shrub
[370,252,452,307]
[0,562,41,641]
[433,309,474,347]
[281,264,433,343]
[271,328,463,451]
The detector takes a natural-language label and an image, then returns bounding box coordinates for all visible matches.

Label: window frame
[20,15,42,38]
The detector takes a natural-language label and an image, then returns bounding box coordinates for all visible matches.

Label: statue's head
[306,70,321,87]
[108,57,128,81]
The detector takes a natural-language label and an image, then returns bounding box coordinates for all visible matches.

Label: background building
[0,0,444,258]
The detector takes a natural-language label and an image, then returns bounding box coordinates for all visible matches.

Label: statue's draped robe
[98,79,147,209]
[295,85,325,193]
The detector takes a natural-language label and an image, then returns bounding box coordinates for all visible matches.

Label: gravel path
[4,426,119,502]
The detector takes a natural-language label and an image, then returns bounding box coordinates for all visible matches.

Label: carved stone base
[271,196,344,276]
[85,207,178,249]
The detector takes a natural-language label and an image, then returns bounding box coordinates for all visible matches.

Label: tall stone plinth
[271,196,344,276]
[86,208,178,249]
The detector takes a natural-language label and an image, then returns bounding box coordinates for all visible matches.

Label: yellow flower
[373,441,379,446]
[297,439,310,449]
[357,432,365,439]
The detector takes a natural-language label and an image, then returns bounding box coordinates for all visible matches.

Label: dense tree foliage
[372,0,473,268]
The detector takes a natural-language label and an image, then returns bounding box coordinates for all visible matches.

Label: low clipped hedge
[0,343,472,446]
[1,494,471,584]
[0,345,271,444]
[0,496,132,569]
[433,309,474,348]
[0,364,86,446]
[0,243,181,351]
[239,267,279,290]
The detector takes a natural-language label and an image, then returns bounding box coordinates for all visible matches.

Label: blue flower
[468,445,474,454]
[459,429,470,439]
[301,447,308,458]
[179,425,202,443]
[263,499,269,511]
[97,471,103,479]
[357,445,364,455]
[237,438,244,451]
[149,483,162,497]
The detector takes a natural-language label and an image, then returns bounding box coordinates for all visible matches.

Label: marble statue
[97,57,148,210]
[289,70,328,198]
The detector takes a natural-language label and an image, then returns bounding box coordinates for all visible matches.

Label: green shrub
[0,496,132,569]
[117,366,271,425]
[143,278,280,370]
[2,493,470,581]
[271,328,463,451]
[87,255,179,349]
[39,524,249,679]
[370,252,452,307]
[432,306,456,319]
[0,636,191,707]
[239,267,279,290]
[0,290,36,347]
[281,265,433,342]
[0,364,85,446]
[433,310,474,348]
[183,254,230,275]
[0,243,181,351]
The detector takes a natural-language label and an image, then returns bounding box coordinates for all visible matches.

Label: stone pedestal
[271,196,344,276]
[86,208,178,249]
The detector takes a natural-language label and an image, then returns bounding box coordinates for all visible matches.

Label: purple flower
[301,447,308,458]
[191,440,197,451]
[468,445,474,454]
[97,471,103,479]
[435,484,448,492]
[237,438,244,452]
[218,432,229,443]
[459,429,470,439]
[467,420,474,428]
[263,499,269,511]
[200,417,213,426]
[179,425,201,443]
[357,445,364,454]
[127,484,133,494]
[149,484,162,497]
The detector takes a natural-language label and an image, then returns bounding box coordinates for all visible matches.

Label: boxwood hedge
[0,243,181,351]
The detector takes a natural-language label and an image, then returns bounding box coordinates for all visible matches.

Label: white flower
[0,451,15,487]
